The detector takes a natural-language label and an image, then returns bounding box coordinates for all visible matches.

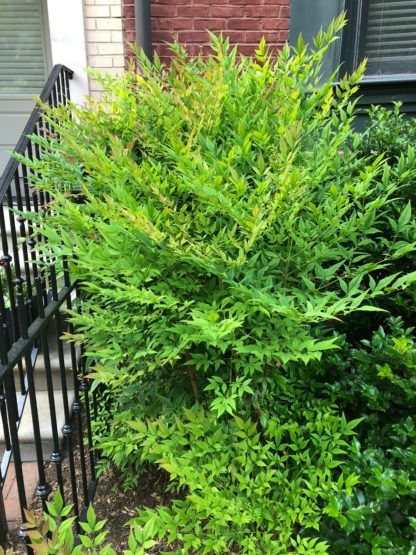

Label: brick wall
[121,1,290,66]
[84,0,125,97]
[122,0,136,62]
[151,0,290,63]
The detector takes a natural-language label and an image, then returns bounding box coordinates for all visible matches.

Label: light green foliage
[22,490,112,554]
[19,14,416,553]
[22,490,147,554]
[127,399,359,554]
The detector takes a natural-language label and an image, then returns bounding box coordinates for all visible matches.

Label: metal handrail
[0,64,74,202]
[0,63,99,549]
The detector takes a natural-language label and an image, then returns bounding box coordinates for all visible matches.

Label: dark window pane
[364,0,416,76]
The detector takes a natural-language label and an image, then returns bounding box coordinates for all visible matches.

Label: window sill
[360,74,416,86]
[353,77,416,113]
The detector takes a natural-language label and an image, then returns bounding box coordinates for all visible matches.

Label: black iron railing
[0,65,98,548]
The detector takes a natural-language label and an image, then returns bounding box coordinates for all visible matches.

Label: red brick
[227,0,251,5]
[151,4,177,17]
[279,5,290,18]
[187,44,203,56]
[122,0,135,67]
[262,17,288,30]
[245,6,281,17]
[211,6,241,17]
[223,30,246,43]
[181,0,215,3]
[162,17,195,30]
[123,4,135,18]
[177,6,210,17]
[154,44,173,57]
[125,30,135,42]
[153,30,179,43]
[177,30,210,43]
[125,0,290,64]
[193,18,227,30]
[4,463,39,527]
[124,17,135,26]
[228,18,262,30]
[237,44,258,56]
[245,31,280,43]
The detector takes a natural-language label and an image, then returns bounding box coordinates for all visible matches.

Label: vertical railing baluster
[63,258,89,506]
[80,344,96,487]
[50,82,57,108]
[0,274,13,455]
[0,273,20,434]
[0,470,7,547]
[57,71,63,105]
[27,140,48,306]
[0,325,27,517]
[50,266,79,520]
[0,203,25,397]
[6,185,22,283]
[34,278,65,500]
[17,283,51,512]
[63,69,71,101]
[0,273,11,454]
[21,148,39,285]
[14,168,34,333]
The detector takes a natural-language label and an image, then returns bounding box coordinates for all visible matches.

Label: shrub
[20,490,154,555]
[358,102,416,163]
[22,15,416,553]
[314,318,416,554]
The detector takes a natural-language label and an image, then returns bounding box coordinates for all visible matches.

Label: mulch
[8,431,182,554]
[92,465,179,553]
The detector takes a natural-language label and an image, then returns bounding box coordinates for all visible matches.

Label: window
[0,0,49,95]
[290,0,416,81]
[342,0,416,79]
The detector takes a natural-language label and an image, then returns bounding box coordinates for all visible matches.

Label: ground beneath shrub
[10,461,181,554]
[8,413,181,554]
[93,466,180,553]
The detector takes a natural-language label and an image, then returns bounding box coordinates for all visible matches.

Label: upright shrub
[22,15,416,553]
[358,102,416,163]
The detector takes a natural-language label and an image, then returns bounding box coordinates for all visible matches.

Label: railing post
[0,490,7,548]
[0,65,86,545]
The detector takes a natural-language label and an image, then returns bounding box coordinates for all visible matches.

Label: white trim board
[46,0,89,104]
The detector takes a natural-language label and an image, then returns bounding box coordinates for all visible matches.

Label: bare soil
[9,447,180,553]
[92,466,182,553]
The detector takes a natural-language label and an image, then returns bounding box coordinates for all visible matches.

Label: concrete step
[0,388,76,462]
[14,343,77,393]
[1,322,79,462]
[16,389,76,462]
[13,319,78,392]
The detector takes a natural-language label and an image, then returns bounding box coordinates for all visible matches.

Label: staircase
[0,65,99,545]
[9,333,76,463]
[0,206,76,463]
